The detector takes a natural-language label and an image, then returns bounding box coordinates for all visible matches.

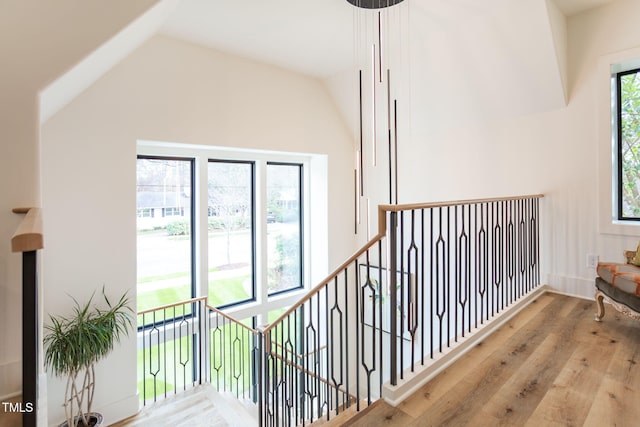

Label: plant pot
[59,412,103,427]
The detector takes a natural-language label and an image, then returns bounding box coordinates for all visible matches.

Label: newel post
[11,207,43,427]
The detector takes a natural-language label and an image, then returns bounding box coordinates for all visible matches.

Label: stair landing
[111,385,257,427]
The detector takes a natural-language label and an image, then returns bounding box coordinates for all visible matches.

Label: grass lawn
[137,272,252,401]
[137,336,192,402]
[137,274,250,313]
[138,315,259,402]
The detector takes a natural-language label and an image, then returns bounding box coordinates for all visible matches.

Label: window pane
[208,161,254,307]
[620,70,640,218]
[267,163,302,294]
[136,157,193,314]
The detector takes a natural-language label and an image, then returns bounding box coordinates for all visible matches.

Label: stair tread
[305,400,380,427]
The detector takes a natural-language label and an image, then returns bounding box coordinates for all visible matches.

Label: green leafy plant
[44,288,133,427]
[166,220,190,236]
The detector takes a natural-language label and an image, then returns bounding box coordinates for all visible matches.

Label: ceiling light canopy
[346,0,405,9]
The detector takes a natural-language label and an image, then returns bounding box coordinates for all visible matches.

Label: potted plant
[44,288,133,427]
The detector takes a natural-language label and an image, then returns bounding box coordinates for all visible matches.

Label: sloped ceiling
[40,0,621,125]
[39,0,179,124]
[160,0,616,79]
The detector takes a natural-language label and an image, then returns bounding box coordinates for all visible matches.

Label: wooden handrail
[263,194,544,334]
[266,342,356,404]
[207,303,259,335]
[137,296,208,316]
[376,193,544,235]
[11,208,43,253]
[262,232,385,334]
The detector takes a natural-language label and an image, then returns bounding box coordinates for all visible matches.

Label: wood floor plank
[343,401,414,427]
[582,377,640,427]
[582,317,640,427]
[397,294,557,420]
[524,340,614,427]
[356,293,640,427]
[462,297,590,426]
[0,396,22,427]
[405,295,571,426]
[108,293,640,427]
[472,331,576,426]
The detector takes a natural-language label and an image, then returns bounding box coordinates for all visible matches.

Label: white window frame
[137,140,328,326]
[597,47,640,236]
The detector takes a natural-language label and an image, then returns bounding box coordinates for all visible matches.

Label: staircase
[137,195,544,426]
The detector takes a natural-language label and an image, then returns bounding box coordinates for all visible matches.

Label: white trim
[0,391,21,401]
[92,393,140,427]
[136,140,327,322]
[597,46,640,236]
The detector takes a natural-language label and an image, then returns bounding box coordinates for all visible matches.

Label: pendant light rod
[346,0,405,9]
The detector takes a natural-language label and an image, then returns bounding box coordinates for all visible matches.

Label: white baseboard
[546,274,595,300]
[48,392,140,427]
[382,286,549,406]
[0,360,21,400]
[39,373,48,427]
[91,393,140,427]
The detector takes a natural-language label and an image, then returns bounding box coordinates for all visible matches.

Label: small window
[137,208,153,218]
[617,67,640,220]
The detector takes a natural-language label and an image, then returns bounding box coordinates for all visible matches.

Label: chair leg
[595,290,605,321]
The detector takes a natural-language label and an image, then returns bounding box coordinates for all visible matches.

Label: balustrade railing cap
[11,207,43,253]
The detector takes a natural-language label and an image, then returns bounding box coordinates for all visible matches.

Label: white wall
[0,0,158,411]
[40,35,355,425]
[326,0,640,300]
[401,0,640,298]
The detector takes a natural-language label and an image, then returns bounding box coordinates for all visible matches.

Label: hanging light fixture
[347,0,409,235]
[346,0,405,9]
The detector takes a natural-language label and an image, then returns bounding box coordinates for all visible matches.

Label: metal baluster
[142,313,146,405]
[163,308,167,397]
[408,210,418,371]
[389,211,398,385]
[377,240,384,393]
[420,209,426,364]
[454,205,459,344]
[446,206,450,349]
[399,212,405,377]
[344,268,350,410]
[355,257,362,408]
[429,208,434,359]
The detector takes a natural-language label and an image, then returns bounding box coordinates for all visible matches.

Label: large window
[136,157,194,313]
[208,160,255,307]
[267,163,303,295]
[617,67,640,220]
[136,150,307,323]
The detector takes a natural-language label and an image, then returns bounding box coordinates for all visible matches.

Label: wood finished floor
[0,395,21,427]
[4,293,639,427]
[345,292,640,427]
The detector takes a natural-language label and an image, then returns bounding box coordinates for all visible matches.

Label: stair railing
[259,194,543,425]
[382,195,543,385]
[259,224,388,426]
[137,297,209,405]
[206,303,260,402]
[137,195,543,426]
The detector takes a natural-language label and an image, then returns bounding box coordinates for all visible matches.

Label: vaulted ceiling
[40,0,623,127]
[159,0,617,78]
